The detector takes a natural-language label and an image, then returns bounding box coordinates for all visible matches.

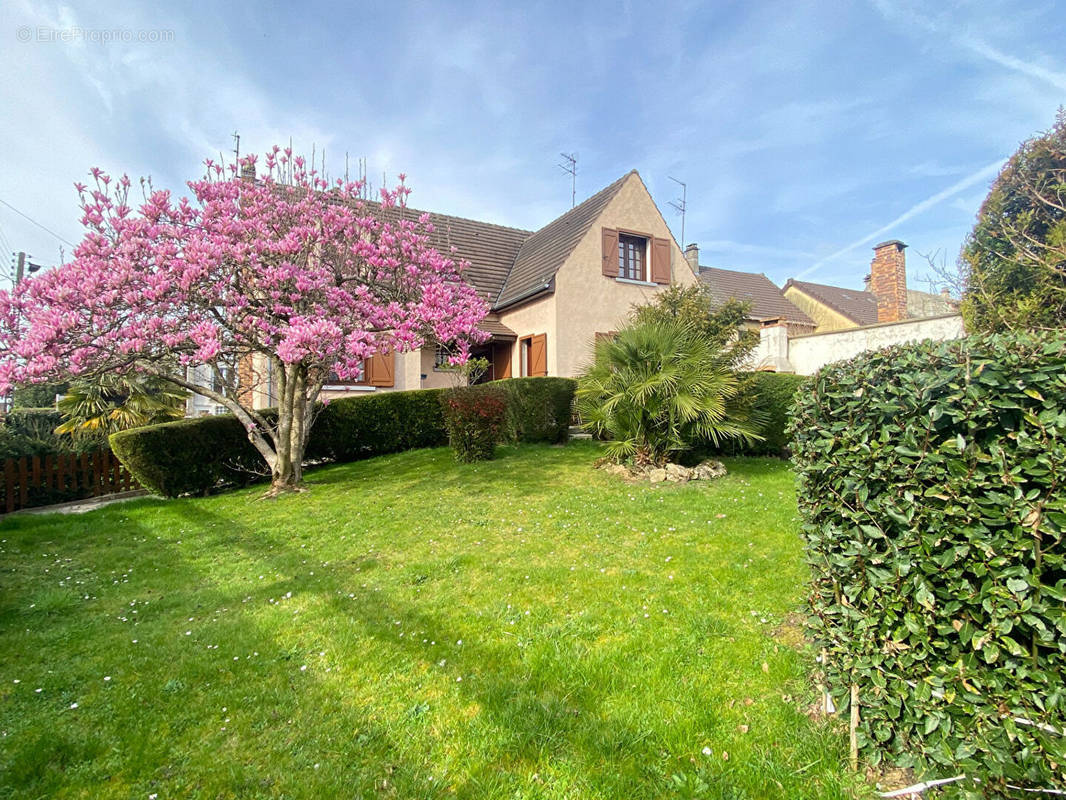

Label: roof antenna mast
[558,152,577,208]
[668,176,687,248]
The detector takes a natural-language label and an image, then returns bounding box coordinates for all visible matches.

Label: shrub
[790,333,1066,794]
[700,372,806,457]
[307,389,446,461]
[110,415,263,497]
[493,377,575,444]
[440,386,508,462]
[0,408,105,460]
[577,321,760,466]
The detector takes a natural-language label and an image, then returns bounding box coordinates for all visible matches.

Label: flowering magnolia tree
[0,148,488,494]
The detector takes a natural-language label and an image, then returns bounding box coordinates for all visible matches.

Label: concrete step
[568,425,592,440]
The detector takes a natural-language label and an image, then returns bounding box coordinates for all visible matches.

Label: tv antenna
[558,152,577,208]
[232,131,240,164]
[668,176,687,247]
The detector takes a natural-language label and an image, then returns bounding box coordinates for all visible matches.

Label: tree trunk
[266,363,311,495]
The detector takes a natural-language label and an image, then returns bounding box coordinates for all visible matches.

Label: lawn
[0,441,867,799]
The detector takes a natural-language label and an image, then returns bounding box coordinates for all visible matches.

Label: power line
[0,217,13,255]
[0,197,76,248]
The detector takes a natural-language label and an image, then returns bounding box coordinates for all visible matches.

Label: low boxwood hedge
[790,333,1066,794]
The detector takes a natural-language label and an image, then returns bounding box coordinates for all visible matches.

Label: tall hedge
[790,334,1066,794]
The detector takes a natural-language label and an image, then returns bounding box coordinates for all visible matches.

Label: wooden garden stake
[849,683,860,772]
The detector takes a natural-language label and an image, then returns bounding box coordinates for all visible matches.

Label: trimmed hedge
[110,415,262,497]
[790,334,1066,794]
[493,377,576,444]
[110,379,576,497]
[307,389,447,462]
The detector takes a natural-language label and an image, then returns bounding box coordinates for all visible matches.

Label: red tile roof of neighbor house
[699,267,816,328]
[784,278,881,326]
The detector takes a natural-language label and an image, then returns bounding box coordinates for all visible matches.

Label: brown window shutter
[601,228,619,277]
[530,334,547,376]
[367,350,395,387]
[651,237,671,284]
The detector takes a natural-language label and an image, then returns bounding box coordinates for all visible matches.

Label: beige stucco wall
[419,347,457,389]
[783,287,857,333]
[496,294,557,377]
[787,314,966,375]
[550,173,698,378]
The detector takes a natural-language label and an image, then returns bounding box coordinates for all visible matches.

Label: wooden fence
[2,450,140,514]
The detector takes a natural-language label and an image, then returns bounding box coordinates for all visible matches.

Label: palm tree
[55,373,186,440]
[577,321,761,467]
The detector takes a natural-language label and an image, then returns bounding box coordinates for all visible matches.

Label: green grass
[0,442,867,799]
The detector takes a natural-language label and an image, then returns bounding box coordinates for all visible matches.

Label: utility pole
[12,252,43,288]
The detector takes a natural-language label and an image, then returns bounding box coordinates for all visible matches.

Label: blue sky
[1,0,1063,292]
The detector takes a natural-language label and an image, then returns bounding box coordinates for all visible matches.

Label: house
[187,170,699,415]
[685,244,816,336]
[782,241,956,332]
[693,239,965,375]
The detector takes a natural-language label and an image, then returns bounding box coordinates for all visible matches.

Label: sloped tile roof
[784,279,880,326]
[494,171,633,309]
[369,202,533,305]
[699,267,815,327]
[477,312,517,339]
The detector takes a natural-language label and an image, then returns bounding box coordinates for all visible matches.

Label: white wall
[786,314,966,375]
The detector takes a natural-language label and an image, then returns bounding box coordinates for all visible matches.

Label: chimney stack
[239,161,256,182]
[684,243,699,274]
[870,240,907,323]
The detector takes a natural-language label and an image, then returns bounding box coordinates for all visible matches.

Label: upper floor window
[601,227,671,285]
[618,234,646,281]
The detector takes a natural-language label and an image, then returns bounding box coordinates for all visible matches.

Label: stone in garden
[648,468,667,483]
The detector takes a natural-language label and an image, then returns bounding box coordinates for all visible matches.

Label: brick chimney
[684,243,699,274]
[239,161,256,182]
[870,240,908,323]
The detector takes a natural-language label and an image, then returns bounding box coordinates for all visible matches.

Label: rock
[647,468,667,483]
[665,463,691,482]
[692,460,727,480]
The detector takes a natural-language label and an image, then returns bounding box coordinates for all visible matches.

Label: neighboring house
[694,239,965,375]
[202,170,698,413]
[687,244,816,336]
[783,241,956,332]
